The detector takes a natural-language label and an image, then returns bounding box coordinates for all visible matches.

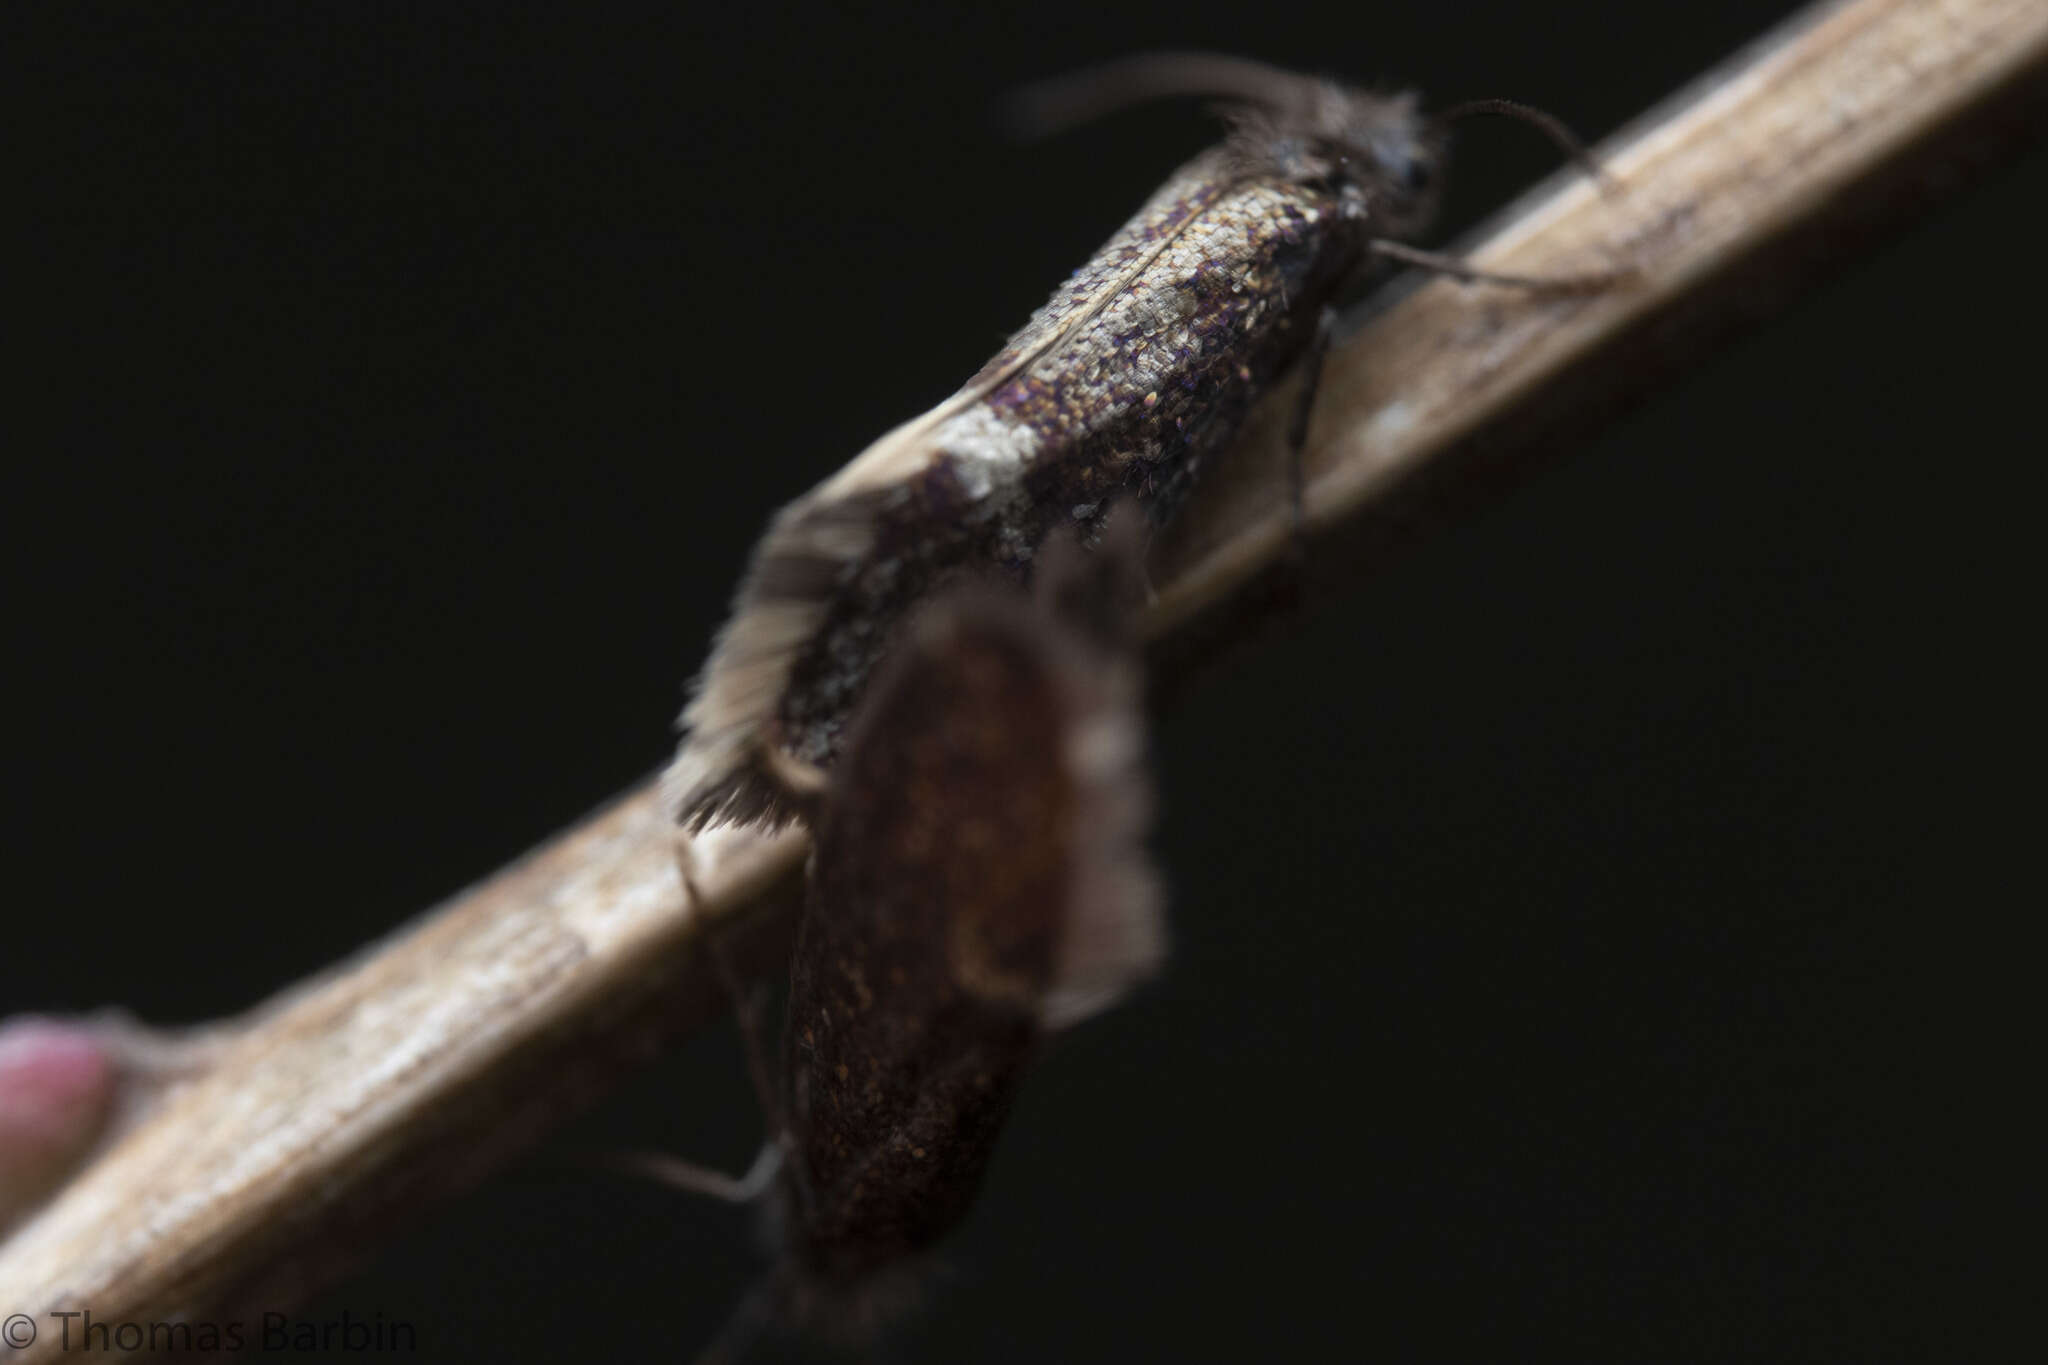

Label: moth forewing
[771,519,1161,1304]
[668,65,1444,832]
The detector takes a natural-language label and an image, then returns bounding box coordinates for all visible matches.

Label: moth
[666,54,1491,832]
[649,516,1163,1360]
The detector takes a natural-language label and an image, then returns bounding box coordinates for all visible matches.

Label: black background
[7,2,2039,1361]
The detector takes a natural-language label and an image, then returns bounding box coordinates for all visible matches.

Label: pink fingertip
[0,1016,117,1150]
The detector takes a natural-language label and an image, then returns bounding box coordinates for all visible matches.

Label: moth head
[1228,82,1445,240]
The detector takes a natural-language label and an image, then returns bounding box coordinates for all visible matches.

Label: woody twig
[1,0,2041,1355]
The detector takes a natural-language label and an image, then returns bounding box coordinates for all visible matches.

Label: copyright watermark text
[2,1308,416,1354]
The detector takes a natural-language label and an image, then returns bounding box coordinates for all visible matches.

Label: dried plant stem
[2,0,2042,1354]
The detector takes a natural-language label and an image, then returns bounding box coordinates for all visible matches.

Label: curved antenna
[1003,51,1315,139]
[1434,97,1614,189]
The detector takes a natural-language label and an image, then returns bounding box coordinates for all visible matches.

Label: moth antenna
[1433,97,1616,191]
[1002,51,1318,139]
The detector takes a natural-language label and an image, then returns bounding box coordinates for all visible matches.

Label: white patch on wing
[932,404,1042,500]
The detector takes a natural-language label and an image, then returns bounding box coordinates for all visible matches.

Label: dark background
[8,2,2039,1361]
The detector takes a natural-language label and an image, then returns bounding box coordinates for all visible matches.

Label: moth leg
[689,868,821,1226]
[700,921,791,1156]
[754,737,829,816]
[673,820,797,1146]
[597,840,792,1209]
[692,1270,788,1365]
[1368,238,1628,294]
[599,1140,782,1205]
[1282,305,1339,569]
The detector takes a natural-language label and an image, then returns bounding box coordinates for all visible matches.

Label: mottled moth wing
[780,520,1161,1282]
[666,70,1440,831]
[661,153,1239,834]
